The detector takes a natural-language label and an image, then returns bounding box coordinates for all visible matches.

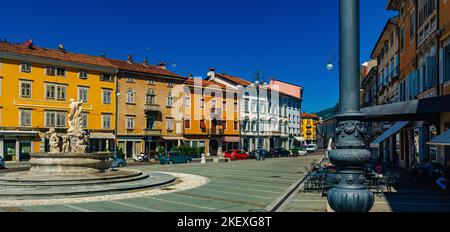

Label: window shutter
[426,56,436,89]
[439,48,444,84]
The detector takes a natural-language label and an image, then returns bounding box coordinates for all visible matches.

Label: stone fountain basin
[29,152,113,175]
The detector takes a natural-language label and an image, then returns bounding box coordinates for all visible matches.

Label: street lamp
[326,0,374,212]
[255,78,261,152]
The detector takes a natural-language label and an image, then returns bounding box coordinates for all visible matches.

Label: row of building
[0,40,304,161]
[318,0,450,168]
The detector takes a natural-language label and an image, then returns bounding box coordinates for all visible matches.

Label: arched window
[146,89,156,105]
[127,89,135,104]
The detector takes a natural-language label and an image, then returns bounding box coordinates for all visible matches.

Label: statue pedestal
[29,153,113,175]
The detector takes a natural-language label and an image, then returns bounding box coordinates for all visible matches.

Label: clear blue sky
[0,0,396,113]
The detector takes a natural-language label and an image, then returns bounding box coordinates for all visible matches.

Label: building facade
[110,57,186,158]
[301,113,319,145]
[0,40,117,161]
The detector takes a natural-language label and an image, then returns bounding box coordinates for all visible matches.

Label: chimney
[157,62,167,70]
[207,68,216,80]
[143,57,148,66]
[189,73,193,78]
[127,55,133,64]
[101,52,106,58]
[58,43,65,52]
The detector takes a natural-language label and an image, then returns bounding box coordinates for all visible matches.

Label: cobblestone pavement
[0,154,324,212]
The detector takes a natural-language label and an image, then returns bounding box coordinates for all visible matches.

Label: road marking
[145,196,222,211]
[64,204,93,212]
[110,200,163,212]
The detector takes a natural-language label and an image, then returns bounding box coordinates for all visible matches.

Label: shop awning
[89,133,116,140]
[428,130,450,146]
[162,136,186,141]
[294,137,305,142]
[224,136,240,143]
[0,130,39,137]
[370,121,409,148]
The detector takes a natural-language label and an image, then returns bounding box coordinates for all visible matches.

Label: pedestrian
[435,160,450,192]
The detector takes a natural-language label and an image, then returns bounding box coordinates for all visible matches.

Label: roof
[215,73,252,86]
[268,79,303,100]
[302,113,320,120]
[370,15,400,59]
[108,59,184,79]
[0,41,116,68]
[184,78,228,89]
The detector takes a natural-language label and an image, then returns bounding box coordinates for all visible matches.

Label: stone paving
[0,154,323,212]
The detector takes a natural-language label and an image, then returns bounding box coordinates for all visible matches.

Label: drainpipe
[114,73,119,157]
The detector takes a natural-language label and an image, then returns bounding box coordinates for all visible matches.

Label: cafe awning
[428,130,450,146]
[295,137,305,142]
[89,133,116,140]
[0,130,39,137]
[370,121,409,148]
[224,136,240,143]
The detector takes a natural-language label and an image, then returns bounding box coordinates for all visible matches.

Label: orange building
[110,56,186,158]
[182,78,240,156]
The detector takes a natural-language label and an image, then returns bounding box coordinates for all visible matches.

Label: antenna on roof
[101,51,106,58]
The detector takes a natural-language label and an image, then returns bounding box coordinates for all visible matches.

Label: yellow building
[301,113,319,145]
[0,41,117,161]
[183,78,240,156]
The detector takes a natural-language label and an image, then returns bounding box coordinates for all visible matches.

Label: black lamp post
[326,0,374,212]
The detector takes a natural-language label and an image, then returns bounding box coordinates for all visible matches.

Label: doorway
[126,141,134,158]
[3,140,16,161]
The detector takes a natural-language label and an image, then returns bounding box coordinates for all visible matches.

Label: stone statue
[61,135,71,153]
[47,128,61,153]
[68,98,83,135]
[74,130,88,153]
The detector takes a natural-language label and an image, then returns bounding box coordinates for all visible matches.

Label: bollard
[201,153,206,164]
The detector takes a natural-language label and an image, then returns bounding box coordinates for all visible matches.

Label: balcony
[306,124,312,129]
[143,128,162,136]
[144,103,161,112]
[208,128,224,135]
[306,130,312,136]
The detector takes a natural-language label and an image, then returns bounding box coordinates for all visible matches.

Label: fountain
[0,100,175,199]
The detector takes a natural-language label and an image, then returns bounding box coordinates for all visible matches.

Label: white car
[306,144,318,153]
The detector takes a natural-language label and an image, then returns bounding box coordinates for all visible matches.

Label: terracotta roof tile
[0,41,116,68]
[184,78,228,89]
[216,73,252,86]
[108,59,184,78]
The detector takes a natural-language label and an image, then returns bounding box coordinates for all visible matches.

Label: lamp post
[255,77,261,152]
[326,0,374,212]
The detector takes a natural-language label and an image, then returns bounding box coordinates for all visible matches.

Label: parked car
[224,150,250,161]
[158,151,193,165]
[0,156,5,169]
[269,148,291,158]
[291,148,308,157]
[249,149,269,160]
[306,144,318,153]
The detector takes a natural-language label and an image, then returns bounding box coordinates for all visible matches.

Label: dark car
[269,148,291,158]
[159,151,193,165]
[0,156,5,169]
[249,149,269,160]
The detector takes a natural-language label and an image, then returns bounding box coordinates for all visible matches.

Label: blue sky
[0,0,396,113]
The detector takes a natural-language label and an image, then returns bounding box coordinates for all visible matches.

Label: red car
[224,150,249,161]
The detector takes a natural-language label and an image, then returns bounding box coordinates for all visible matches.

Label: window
[78,87,88,102]
[444,45,450,83]
[260,102,265,113]
[103,89,112,104]
[20,81,32,98]
[19,110,32,127]
[20,63,32,73]
[234,121,238,131]
[167,118,174,131]
[223,121,227,130]
[146,89,156,105]
[167,92,173,107]
[102,114,111,129]
[79,70,88,79]
[147,79,155,85]
[251,101,257,113]
[0,77,2,96]
[46,67,56,76]
[184,116,191,129]
[101,73,113,82]
[80,113,88,129]
[45,111,66,128]
[185,96,191,108]
[244,99,250,113]
[126,116,135,129]
[127,77,134,83]
[410,11,416,41]
[45,84,66,100]
[56,68,66,77]
[167,81,173,87]
[400,27,405,51]
[146,115,156,129]
[127,89,135,104]
[223,101,227,111]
